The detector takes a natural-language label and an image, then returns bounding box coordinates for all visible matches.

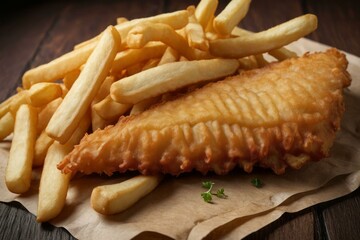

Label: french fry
[63,69,81,90]
[254,54,269,67]
[116,17,128,25]
[126,62,146,76]
[9,91,28,115]
[93,76,115,103]
[213,0,251,35]
[142,58,160,71]
[91,109,114,131]
[37,113,90,222]
[112,43,166,74]
[91,175,162,215]
[210,14,317,58]
[185,6,209,51]
[0,112,14,141]
[110,58,239,104]
[268,47,298,60]
[27,83,62,107]
[238,56,259,70]
[5,104,37,194]
[37,98,62,134]
[91,76,116,131]
[33,130,54,166]
[115,10,189,46]
[158,47,179,65]
[127,23,210,60]
[75,10,189,51]
[232,27,298,60]
[195,0,218,29]
[46,26,120,144]
[93,95,132,121]
[22,42,95,89]
[130,96,160,115]
[0,94,17,118]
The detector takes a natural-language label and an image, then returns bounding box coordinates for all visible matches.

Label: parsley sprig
[251,178,263,188]
[201,181,228,203]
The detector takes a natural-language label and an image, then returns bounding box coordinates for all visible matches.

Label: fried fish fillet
[59,49,351,175]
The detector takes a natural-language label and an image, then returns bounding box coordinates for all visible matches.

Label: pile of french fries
[0,0,317,221]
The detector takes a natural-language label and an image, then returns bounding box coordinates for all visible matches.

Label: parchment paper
[1,38,359,240]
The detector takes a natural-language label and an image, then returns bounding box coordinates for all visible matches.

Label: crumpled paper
[1,38,359,240]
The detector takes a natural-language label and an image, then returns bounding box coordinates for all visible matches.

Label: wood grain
[0,2,65,101]
[304,0,360,56]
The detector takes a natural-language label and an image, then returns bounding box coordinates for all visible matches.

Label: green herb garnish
[201,181,228,203]
[251,178,263,188]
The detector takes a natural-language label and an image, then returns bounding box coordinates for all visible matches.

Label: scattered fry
[5,104,37,194]
[91,175,163,215]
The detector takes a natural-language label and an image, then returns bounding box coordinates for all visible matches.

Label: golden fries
[9,91,28,115]
[127,23,211,60]
[213,0,251,35]
[0,0,322,221]
[46,26,120,143]
[110,59,239,104]
[37,114,90,222]
[93,95,131,121]
[185,6,209,51]
[130,96,160,115]
[195,0,218,29]
[37,97,62,134]
[158,47,179,65]
[5,104,37,194]
[27,83,62,107]
[63,69,81,89]
[112,43,166,74]
[22,42,95,89]
[0,94,17,118]
[33,131,54,166]
[91,175,162,215]
[0,112,14,141]
[210,14,317,58]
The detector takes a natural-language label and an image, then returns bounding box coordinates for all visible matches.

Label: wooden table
[1,0,359,239]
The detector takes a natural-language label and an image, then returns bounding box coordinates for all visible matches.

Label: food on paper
[0,0,352,220]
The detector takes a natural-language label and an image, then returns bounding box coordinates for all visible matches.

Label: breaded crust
[59,49,351,175]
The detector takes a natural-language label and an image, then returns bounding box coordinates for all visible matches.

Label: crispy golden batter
[59,49,351,175]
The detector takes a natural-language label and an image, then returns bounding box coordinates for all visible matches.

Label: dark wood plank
[304,0,360,56]
[321,189,360,240]
[0,1,65,101]
[30,0,164,68]
[245,209,314,240]
[0,202,75,240]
